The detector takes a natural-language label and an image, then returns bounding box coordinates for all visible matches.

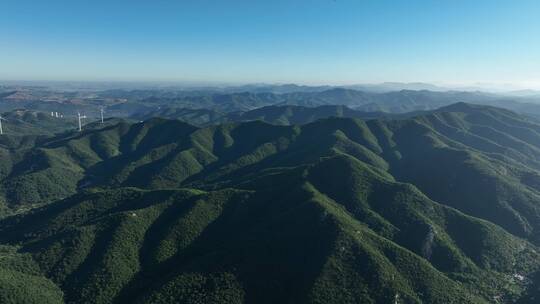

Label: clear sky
[1,0,539,88]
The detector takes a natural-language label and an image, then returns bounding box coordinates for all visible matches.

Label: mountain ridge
[0,102,539,303]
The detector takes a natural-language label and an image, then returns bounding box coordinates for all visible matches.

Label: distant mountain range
[4,85,540,120]
[0,103,539,303]
[0,81,449,94]
[115,88,540,117]
[127,90,540,126]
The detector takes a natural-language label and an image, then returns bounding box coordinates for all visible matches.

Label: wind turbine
[77,112,87,132]
[100,107,104,124]
[0,114,4,135]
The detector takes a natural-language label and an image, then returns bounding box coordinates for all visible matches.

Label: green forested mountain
[0,109,124,137]
[132,105,388,126]
[0,110,78,136]
[0,103,539,303]
[131,107,228,126]
[226,105,386,125]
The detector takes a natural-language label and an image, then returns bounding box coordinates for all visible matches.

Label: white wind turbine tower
[77,112,87,132]
[100,107,104,124]
[0,114,5,135]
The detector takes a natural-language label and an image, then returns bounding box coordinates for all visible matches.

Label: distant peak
[436,102,517,116]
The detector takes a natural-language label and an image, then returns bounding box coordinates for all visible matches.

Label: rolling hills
[0,109,78,136]
[124,88,540,122]
[131,105,389,126]
[150,88,540,114]
[0,103,539,303]
[5,85,540,119]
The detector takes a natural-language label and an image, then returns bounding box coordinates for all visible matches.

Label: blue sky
[1,0,539,87]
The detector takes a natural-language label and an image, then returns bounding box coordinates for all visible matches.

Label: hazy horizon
[2,79,540,94]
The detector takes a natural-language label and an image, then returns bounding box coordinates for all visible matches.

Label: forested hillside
[0,103,539,303]
[132,105,389,126]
